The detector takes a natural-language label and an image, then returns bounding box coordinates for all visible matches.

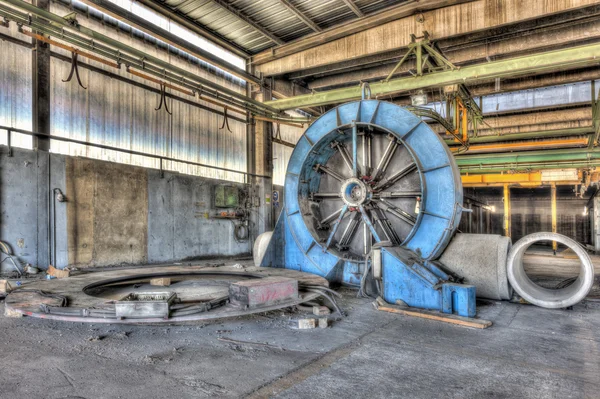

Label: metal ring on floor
[507,232,595,309]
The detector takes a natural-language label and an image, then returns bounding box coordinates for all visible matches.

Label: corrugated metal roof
[159,0,408,54]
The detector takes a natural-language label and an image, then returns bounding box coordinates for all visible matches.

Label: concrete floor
[0,288,599,398]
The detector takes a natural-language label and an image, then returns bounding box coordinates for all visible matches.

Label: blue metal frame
[260,100,476,316]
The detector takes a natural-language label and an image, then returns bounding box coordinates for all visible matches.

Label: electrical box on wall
[215,185,240,208]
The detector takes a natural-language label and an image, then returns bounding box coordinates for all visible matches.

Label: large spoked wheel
[284,100,462,268]
[307,125,422,260]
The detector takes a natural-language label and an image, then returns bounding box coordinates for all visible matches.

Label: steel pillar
[503,184,511,238]
[551,183,558,253]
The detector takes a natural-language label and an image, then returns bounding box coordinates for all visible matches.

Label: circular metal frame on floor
[5,265,329,324]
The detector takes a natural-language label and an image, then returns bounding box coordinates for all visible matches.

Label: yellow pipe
[461,172,580,187]
[503,184,511,239]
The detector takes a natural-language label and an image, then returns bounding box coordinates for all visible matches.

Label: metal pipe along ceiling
[0,0,310,124]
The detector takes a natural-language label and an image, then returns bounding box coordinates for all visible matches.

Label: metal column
[32,0,51,268]
[551,183,557,253]
[503,184,511,238]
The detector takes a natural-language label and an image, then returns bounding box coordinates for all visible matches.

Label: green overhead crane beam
[265,43,600,110]
[445,127,594,145]
[455,147,600,166]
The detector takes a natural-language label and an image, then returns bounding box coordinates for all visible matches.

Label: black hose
[304,288,345,316]
[300,284,342,298]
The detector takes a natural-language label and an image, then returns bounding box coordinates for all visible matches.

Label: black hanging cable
[155,83,172,115]
[220,106,232,133]
[274,122,281,140]
[62,52,86,89]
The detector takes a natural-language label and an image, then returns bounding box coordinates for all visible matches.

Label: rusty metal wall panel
[49,1,247,183]
[0,22,33,149]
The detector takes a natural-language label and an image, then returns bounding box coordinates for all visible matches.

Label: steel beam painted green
[445,127,594,145]
[265,43,600,110]
[455,148,600,167]
[2,0,277,114]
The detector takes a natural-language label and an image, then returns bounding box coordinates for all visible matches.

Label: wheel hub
[340,178,372,207]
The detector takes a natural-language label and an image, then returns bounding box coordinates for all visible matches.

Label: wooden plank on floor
[374,297,492,329]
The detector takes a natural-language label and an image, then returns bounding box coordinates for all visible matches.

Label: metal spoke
[374,163,417,191]
[311,192,341,200]
[318,207,344,229]
[371,208,401,245]
[363,223,371,255]
[376,199,416,226]
[373,134,398,180]
[332,141,354,175]
[314,163,345,182]
[324,205,349,251]
[374,191,421,199]
[351,123,359,177]
[362,133,372,176]
[358,205,381,242]
[336,212,362,251]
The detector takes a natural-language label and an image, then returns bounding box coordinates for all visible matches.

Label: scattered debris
[4,307,23,318]
[87,335,104,342]
[205,262,225,267]
[24,264,39,275]
[48,265,71,278]
[318,317,329,328]
[150,277,171,286]
[313,305,331,316]
[232,263,244,269]
[289,317,317,329]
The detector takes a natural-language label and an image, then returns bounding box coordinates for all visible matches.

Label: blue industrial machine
[260,95,476,317]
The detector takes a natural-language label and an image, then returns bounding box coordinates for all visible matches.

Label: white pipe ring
[507,232,594,309]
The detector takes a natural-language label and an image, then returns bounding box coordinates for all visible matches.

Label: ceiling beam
[254,0,599,75]
[278,0,321,32]
[251,0,475,65]
[132,0,249,58]
[341,0,364,17]
[210,0,284,45]
[299,10,600,88]
[76,0,259,84]
[264,42,600,110]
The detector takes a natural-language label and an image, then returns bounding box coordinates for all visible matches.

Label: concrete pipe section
[253,231,273,266]
[439,234,512,300]
[507,232,595,308]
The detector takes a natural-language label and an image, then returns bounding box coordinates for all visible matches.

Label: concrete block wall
[0,148,251,271]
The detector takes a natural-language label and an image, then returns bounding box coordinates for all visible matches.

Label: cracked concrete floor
[0,288,599,399]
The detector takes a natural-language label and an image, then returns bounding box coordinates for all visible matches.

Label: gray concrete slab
[0,288,598,399]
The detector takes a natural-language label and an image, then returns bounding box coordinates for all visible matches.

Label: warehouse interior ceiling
[127,0,413,54]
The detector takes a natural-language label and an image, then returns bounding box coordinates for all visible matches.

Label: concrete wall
[0,148,251,271]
